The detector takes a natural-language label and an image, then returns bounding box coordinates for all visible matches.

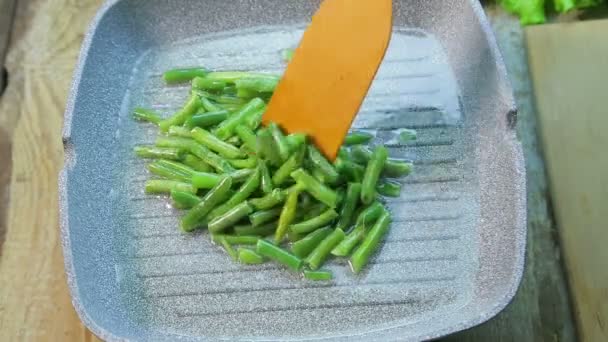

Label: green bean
[351,210,391,273]
[258,160,273,194]
[305,228,345,270]
[331,223,366,257]
[336,182,362,230]
[235,125,258,152]
[132,107,161,124]
[300,203,329,221]
[351,145,413,177]
[361,146,388,204]
[256,239,303,271]
[189,143,235,173]
[334,157,365,182]
[182,154,213,172]
[355,201,385,228]
[191,127,244,159]
[338,147,352,160]
[228,156,257,169]
[168,125,193,138]
[192,76,227,91]
[344,131,374,145]
[159,94,202,131]
[147,160,194,183]
[275,187,300,243]
[229,169,255,183]
[217,103,241,111]
[377,180,402,197]
[207,168,261,219]
[207,71,279,83]
[257,128,282,166]
[185,110,229,128]
[212,234,260,245]
[291,227,333,258]
[267,123,290,162]
[234,221,277,236]
[290,209,339,234]
[208,201,254,234]
[155,136,195,150]
[145,180,196,194]
[217,236,238,260]
[303,269,333,281]
[214,98,266,140]
[238,248,264,264]
[250,208,282,227]
[236,88,259,99]
[181,177,233,232]
[291,168,338,208]
[285,133,307,152]
[201,97,222,112]
[307,146,340,185]
[235,77,279,93]
[272,146,305,186]
[170,190,201,209]
[226,135,242,146]
[163,67,208,84]
[134,146,185,160]
[191,172,222,189]
[249,189,287,210]
[399,128,417,143]
[243,107,265,130]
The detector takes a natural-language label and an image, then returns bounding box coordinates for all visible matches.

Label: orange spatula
[262,0,393,161]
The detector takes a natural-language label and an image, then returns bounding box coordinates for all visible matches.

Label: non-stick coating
[60,1,526,340]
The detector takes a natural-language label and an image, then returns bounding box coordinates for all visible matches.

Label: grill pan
[60,0,526,340]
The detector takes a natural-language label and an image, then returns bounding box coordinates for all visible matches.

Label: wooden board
[526,20,608,342]
[0,0,16,92]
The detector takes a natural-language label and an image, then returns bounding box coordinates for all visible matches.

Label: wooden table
[0,1,578,341]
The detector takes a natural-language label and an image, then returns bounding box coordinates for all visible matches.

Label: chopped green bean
[290,209,339,234]
[234,221,277,236]
[235,125,258,151]
[291,168,338,208]
[243,107,265,130]
[235,77,279,93]
[257,128,282,166]
[291,227,333,258]
[145,180,196,194]
[336,182,362,230]
[207,71,279,83]
[214,98,266,140]
[344,131,374,145]
[212,234,260,245]
[272,146,305,186]
[351,145,413,177]
[181,176,232,232]
[192,76,227,91]
[168,125,193,138]
[201,97,222,112]
[189,142,235,173]
[132,107,161,124]
[185,110,229,128]
[207,168,261,219]
[159,94,202,132]
[307,146,340,185]
[331,223,366,257]
[147,160,193,183]
[361,146,388,204]
[377,180,402,197]
[191,127,244,159]
[258,160,273,194]
[305,228,345,270]
[256,239,303,272]
[238,248,264,264]
[182,154,213,172]
[217,236,238,260]
[170,190,201,209]
[351,210,391,273]
[229,169,255,183]
[191,171,222,189]
[303,269,333,281]
[249,189,288,210]
[208,201,254,234]
[275,187,299,243]
[267,123,290,162]
[335,157,365,182]
[228,156,258,169]
[250,208,282,227]
[163,67,208,84]
[286,133,307,152]
[155,136,195,150]
[134,146,185,160]
[355,201,385,228]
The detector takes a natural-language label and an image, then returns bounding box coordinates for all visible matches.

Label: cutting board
[526,19,608,342]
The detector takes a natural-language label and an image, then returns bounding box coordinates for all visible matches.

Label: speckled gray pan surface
[60,0,526,340]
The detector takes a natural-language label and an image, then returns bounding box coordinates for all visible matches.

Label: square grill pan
[60,0,526,340]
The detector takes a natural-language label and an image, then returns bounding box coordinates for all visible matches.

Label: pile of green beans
[131,66,415,280]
